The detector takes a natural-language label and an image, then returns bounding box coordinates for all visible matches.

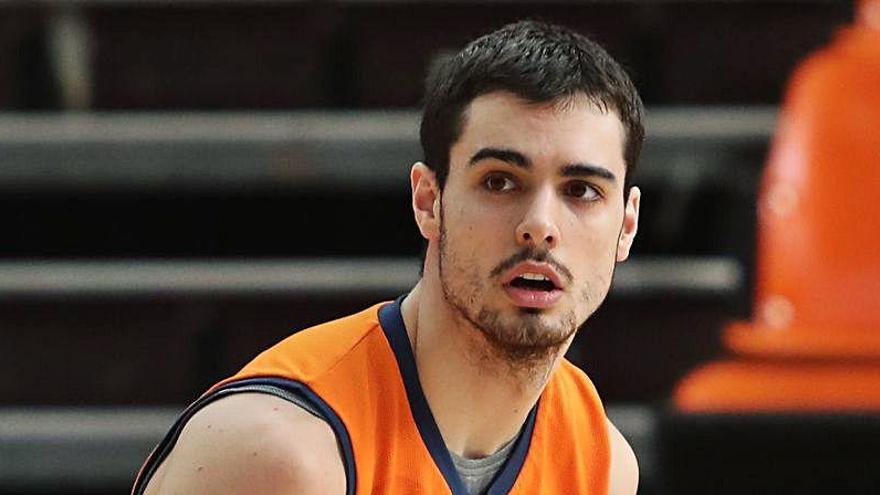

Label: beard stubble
[436,206,586,369]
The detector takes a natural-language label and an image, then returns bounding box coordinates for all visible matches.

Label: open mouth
[508,274,558,292]
[500,263,565,308]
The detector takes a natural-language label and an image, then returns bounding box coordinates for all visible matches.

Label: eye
[482,173,517,192]
[564,181,600,201]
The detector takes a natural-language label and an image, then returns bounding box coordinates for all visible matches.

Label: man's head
[420,20,644,195]
[411,21,643,367]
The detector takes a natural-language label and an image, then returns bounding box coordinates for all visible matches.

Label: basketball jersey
[132,298,611,494]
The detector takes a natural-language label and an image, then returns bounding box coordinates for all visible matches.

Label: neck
[401,279,572,459]
[860,0,880,31]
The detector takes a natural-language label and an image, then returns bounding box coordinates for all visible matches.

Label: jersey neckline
[378,296,538,495]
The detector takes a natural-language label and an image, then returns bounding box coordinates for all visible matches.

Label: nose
[515,187,561,249]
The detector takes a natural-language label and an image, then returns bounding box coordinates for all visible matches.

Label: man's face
[435,90,639,363]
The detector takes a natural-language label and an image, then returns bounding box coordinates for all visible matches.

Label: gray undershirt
[286,394,515,495]
[450,437,518,495]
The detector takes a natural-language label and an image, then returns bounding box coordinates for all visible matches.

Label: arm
[144,393,345,495]
[607,419,639,495]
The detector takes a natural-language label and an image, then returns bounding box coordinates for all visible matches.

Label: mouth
[501,264,565,309]
[508,273,559,291]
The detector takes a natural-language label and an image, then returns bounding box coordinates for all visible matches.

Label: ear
[616,186,640,262]
[411,162,441,241]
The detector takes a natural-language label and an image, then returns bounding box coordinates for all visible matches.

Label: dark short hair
[420,20,644,193]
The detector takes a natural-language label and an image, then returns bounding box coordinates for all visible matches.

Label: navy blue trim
[486,404,538,494]
[132,377,356,495]
[217,377,357,495]
[133,384,248,494]
[379,297,537,494]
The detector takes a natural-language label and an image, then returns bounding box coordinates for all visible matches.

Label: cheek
[447,196,512,244]
[567,218,621,276]
[569,214,619,251]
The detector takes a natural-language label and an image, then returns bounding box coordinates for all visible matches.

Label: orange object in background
[675,0,880,412]
[676,360,880,413]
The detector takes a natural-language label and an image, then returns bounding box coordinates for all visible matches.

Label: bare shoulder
[607,419,639,495]
[144,393,345,495]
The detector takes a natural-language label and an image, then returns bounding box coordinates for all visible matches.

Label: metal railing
[0,256,741,299]
[0,404,658,489]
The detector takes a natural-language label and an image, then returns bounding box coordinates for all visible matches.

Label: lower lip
[503,285,563,308]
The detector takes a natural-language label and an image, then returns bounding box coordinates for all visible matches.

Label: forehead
[452,91,626,177]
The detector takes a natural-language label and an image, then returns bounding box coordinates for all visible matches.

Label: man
[134,20,642,495]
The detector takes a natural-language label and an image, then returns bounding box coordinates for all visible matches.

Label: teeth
[520,273,550,281]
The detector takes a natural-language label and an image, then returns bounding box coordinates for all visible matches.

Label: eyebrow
[468,146,617,183]
[468,147,530,169]
[560,163,617,183]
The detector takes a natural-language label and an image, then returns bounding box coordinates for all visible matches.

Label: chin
[505,308,575,338]
[519,307,543,316]
[509,299,570,316]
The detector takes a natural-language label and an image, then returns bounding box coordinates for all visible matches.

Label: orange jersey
[133,298,611,494]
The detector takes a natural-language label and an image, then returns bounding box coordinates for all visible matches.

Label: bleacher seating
[0,1,857,494]
[0,108,755,495]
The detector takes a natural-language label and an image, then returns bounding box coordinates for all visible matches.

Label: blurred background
[1,0,876,494]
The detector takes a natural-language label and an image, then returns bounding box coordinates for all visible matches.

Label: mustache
[489,247,573,284]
